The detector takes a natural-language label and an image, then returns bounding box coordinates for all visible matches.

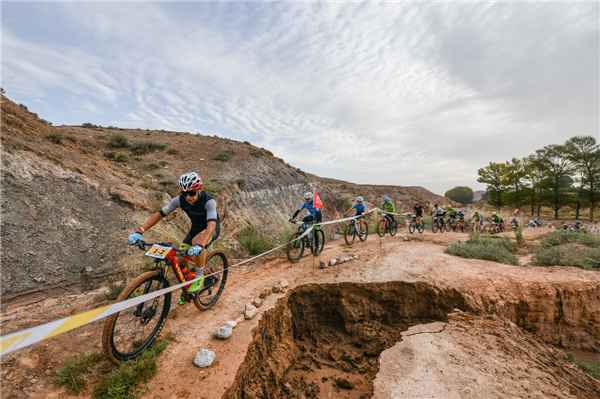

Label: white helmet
[178,172,203,191]
[356,196,364,203]
[304,191,313,200]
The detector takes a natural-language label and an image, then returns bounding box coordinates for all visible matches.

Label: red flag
[313,191,324,209]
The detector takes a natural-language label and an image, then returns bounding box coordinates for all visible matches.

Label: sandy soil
[1,228,598,399]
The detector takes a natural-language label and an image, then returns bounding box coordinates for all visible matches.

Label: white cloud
[2,2,598,194]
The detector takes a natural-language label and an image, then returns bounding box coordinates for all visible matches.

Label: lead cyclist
[127,171,220,304]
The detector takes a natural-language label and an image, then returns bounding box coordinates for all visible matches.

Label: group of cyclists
[127,170,519,300]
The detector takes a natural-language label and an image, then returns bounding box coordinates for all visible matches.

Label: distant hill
[1,95,449,299]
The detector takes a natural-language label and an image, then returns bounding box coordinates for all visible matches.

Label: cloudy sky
[2,2,598,194]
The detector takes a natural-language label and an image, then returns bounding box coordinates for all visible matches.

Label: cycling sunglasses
[183,190,198,197]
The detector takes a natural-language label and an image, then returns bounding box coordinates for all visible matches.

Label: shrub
[145,162,160,171]
[47,133,64,144]
[104,152,129,163]
[166,148,179,155]
[238,226,275,256]
[541,231,600,248]
[250,149,263,158]
[129,141,167,155]
[93,339,169,399]
[236,178,246,190]
[204,179,223,194]
[533,244,599,269]
[55,352,105,394]
[447,237,519,265]
[108,134,129,148]
[583,248,600,269]
[82,122,100,128]
[567,353,600,379]
[213,151,234,162]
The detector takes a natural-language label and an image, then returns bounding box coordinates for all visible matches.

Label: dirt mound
[224,282,600,399]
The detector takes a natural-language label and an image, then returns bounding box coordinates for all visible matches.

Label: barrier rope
[0,208,383,357]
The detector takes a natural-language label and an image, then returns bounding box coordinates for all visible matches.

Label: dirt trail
[1,229,599,398]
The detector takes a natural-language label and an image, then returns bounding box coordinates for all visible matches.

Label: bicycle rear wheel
[432,221,438,233]
[102,271,171,364]
[193,251,229,311]
[408,223,416,234]
[287,231,305,262]
[377,219,386,238]
[344,224,356,246]
[417,223,424,233]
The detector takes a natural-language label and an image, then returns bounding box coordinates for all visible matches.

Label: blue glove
[128,232,143,245]
[187,245,203,257]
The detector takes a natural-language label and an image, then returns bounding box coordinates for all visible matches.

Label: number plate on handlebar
[144,244,172,259]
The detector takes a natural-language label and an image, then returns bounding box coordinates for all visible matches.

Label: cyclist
[413,203,424,225]
[290,191,323,227]
[431,204,446,230]
[127,171,219,303]
[447,207,458,225]
[381,195,396,226]
[351,196,367,217]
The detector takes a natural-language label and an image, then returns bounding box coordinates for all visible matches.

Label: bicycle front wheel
[287,231,305,262]
[408,223,416,234]
[193,251,229,311]
[358,221,368,241]
[389,221,398,236]
[102,271,171,364]
[377,219,386,238]
[432,221,438,233]
[344,224,356,246]
[312,229,325,255]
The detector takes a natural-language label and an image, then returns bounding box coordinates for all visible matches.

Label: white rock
[193,349,215,368]
[214,325,233,340]
[252,297,264,308]
[272,279,289,293]
[329,258,338,266]
[244,303,258,320]
[279,279,289,289]
[225,320,238,329]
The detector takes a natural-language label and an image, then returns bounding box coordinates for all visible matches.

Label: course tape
[0,209,385,358]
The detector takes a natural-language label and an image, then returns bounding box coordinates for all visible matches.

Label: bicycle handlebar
[134,240,187,255]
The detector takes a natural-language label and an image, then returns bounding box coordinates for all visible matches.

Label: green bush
[533,244,599,269]
[583,248,600,268]
[108,134,130,148]
[447,237,519,265]
[104,152,128,163]
[567,353,600,379]
[129,142,167,155]
[541,230,600,248]
[93,339,169,399]
[82,122,101,128]
[213,151,234,162]
[55,352,105,393]
[238,226,275,256]
[47,133,64,144]
[204,179,223,194]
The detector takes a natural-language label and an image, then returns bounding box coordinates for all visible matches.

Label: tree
[477,162,508,208]
[445,186,474,204]
[564,136,600,221]
[534,145,575,219]
[504,158,527,208]
[523,155,545,217]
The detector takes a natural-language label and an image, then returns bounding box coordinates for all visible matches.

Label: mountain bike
[408,214,424,234]
[455,217,466,232]
[286,220,325,262]
[344,217,368,245]
[102,241,228,364]
[432,215,446,233]
[377,214,398,237]
[447,216,458,231]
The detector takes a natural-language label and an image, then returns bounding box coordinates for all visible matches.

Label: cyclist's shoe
[177,293,189,305]
[187,273,205,294]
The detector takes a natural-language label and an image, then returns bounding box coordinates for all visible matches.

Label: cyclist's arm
[137,196,180,233]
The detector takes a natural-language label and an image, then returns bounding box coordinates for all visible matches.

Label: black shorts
[183,221,221,246]
[303,214,322,224]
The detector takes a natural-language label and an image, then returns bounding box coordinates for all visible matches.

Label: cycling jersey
[382,202,395,213]
[414,206,423,217]
[353,203,367,216]
[160,192,219,244]
[293,200,322,223]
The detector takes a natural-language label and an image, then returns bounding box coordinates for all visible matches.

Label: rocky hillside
[0,95,449,300]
